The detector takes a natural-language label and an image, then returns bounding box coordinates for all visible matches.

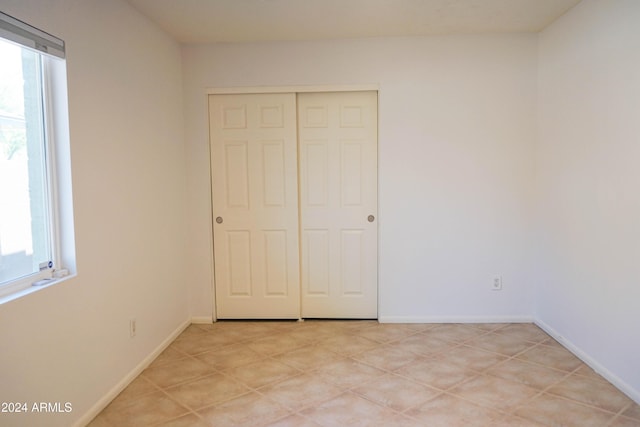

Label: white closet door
[210,93,300,318]
[298,91,378,318]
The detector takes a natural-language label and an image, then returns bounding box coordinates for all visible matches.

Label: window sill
[0,273,76,305]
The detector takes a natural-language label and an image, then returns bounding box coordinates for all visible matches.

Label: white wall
[536,0,640,402]
[183,35,538,322]
[0,1,188,426]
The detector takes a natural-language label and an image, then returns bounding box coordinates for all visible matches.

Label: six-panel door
[298,91,378,318]
[210,93,301,318]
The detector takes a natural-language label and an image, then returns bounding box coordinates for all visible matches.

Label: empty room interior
[0,0,638,426]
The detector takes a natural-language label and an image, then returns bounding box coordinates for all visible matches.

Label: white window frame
[0,12,76,303]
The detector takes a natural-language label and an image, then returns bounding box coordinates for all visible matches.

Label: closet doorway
[210,91,378,319]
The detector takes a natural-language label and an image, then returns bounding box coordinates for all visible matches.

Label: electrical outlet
[492,275,502,291]
[130,319,137,338]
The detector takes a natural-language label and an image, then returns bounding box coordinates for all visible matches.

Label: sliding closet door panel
[210,93,300,319]
[298,91,378,318]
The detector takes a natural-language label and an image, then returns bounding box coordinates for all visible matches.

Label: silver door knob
[216,216,223,224]
[367,215,375,222]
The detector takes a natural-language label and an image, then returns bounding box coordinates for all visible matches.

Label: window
[0,12,74,300]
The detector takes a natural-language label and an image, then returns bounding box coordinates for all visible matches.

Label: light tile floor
[88,321,640,427]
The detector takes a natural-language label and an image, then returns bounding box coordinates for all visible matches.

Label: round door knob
[367,215,375,223]
[216,216,223,224]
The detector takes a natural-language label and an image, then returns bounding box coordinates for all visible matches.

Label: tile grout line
[505,356,622,424]
[605,400,634,427]
[91,322,635,427]
[246,331,434,424]
[345,328,515,421]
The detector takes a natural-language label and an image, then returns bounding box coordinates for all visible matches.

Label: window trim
[0,11,65,59]
[0,13,75,303]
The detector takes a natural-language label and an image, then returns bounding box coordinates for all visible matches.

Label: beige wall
[0,1,188,426]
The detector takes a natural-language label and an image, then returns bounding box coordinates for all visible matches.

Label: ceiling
[125,0,582,44]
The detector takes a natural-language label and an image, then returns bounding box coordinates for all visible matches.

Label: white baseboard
[535,318,640,405]
[191,316,213,324]
[378,315,534,324]
[73,318,191,427]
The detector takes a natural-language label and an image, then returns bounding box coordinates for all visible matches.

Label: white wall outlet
[492,275,503,291]
[129,319,137,338]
